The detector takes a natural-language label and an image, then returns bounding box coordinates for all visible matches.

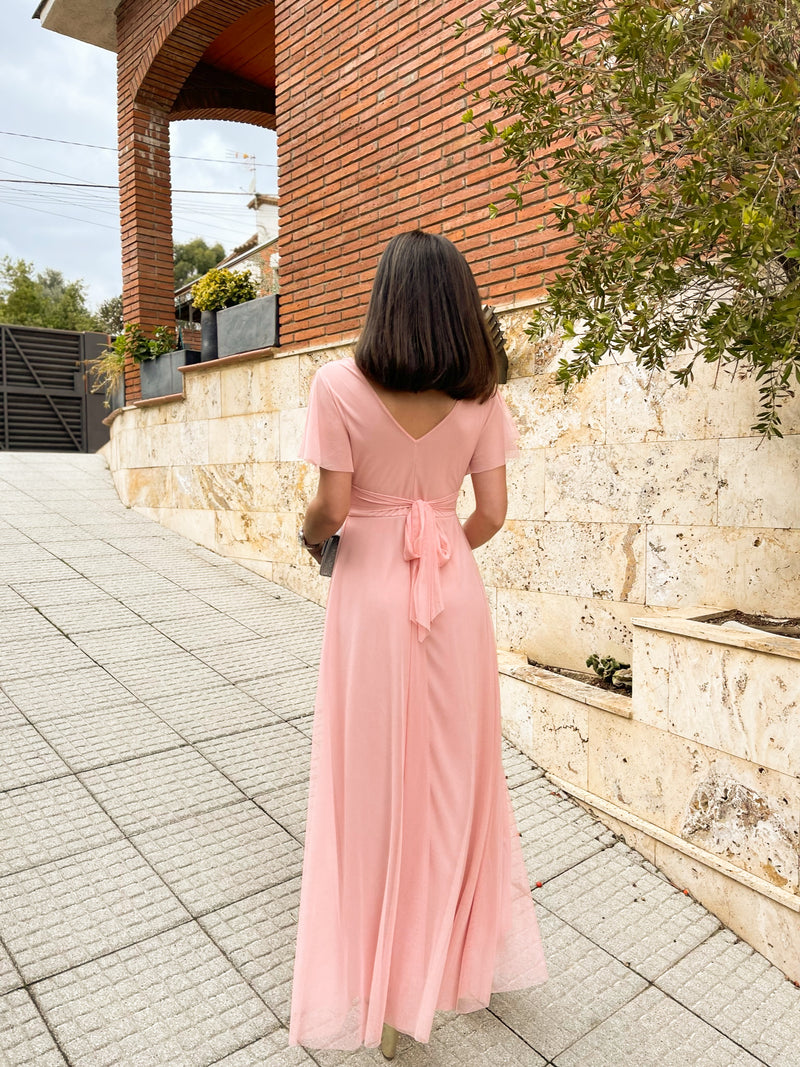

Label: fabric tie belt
[348,485,459,642]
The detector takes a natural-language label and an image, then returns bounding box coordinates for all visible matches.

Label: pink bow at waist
[349,485,458,642]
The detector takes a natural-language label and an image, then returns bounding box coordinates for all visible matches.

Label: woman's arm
[301,468,353,549]
[462,465,508,549]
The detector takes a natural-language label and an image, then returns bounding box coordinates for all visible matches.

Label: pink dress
[289,357,548,1050]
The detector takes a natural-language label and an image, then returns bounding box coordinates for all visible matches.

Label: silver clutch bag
[319,534,340,577]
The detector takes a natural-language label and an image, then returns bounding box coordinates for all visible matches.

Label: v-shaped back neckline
[349,359,459,443]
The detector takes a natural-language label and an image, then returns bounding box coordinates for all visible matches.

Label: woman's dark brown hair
[354,230,498,401]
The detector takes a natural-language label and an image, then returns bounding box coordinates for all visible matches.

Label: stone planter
[497,611,800,981]
[216,294,279,358]
[200,309,218,362]
[105,378,125,412]
[139,349,201,401]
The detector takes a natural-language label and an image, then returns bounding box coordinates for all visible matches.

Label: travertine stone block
[480,520,645,602]
[650,842,800,983]
[215,510,298,566]
[207,414,280,465]
[718,436,800,529]
[220,356,300,417]
[172,464,252,513]
[278,408,306,462]
[645,525,800,614]
[496,589,652,672]
[499,673,588,787]
[634,629,800,778]
[586,710,799,893]
[505,449,545,521]
[545,442,718,525]
[115,467,172,510]
[503,372,606,449]
[250,461,314,515]
[182,368,221,420]
[298,346,354,403]
[606,359,800,443]
[501,305,563,378]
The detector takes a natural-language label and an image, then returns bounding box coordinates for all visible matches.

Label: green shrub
[191,268,257,312]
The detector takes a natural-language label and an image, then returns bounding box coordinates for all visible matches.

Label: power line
[0,179,267,195]
[0,129,278,168]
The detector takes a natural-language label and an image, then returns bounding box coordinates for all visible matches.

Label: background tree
[460,0,800,435]
[173,238,226,288]
[96,294,124,334]
[0,258,100,331]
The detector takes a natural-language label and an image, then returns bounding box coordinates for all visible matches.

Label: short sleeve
[467,390,520,474]
[299,371,354,472]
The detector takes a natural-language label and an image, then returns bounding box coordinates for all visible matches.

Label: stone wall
[106,303,800,674]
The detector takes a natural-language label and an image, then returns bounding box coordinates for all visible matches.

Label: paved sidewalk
[0,452,798,1067]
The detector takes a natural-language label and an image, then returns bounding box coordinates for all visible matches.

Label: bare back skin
[365,381,457,441]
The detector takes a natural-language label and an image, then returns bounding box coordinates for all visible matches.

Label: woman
[289,231,548,1056]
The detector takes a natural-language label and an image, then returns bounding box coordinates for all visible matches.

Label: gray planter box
[106,378,125,412]
[216,294,279,358]
[139,349,200,400]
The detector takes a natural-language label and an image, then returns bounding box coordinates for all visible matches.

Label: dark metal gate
[0,325,109,453]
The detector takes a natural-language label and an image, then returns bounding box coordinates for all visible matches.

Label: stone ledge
[101,404,134,427]
[632,613,800,661]
[133,393,184,409]
[497,649,632,719]
[546,770,800,914]
[180,347,279,375]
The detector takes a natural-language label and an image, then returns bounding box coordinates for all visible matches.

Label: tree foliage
[0,258,101,332]
[459,0,800,435]
[96,294,124,334]
[174,238,226,288]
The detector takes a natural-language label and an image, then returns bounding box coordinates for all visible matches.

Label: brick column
[118,101,175,402]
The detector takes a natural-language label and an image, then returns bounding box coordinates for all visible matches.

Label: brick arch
[129,0,270,112]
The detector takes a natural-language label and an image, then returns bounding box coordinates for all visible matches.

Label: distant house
[175,193,279,328]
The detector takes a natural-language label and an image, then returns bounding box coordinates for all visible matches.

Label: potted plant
[136,325,201,400]
[191,267,278,360]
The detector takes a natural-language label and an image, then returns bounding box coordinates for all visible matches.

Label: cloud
[1,4,277,311]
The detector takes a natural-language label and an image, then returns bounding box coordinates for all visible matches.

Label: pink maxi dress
[289,356,548,1050]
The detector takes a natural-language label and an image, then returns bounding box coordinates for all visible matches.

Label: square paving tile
[0,988,67,1066]
[91,573,181,599]
[200,875,301,1024]
[197,722,312,796]
[69,624,184,665]
[32,704,184,772]
[656,927,800,1067]
[0,636,95,682]
[534,842,721,981]
[238,668,319,721]
[110,589,210,622]
[144,683,280,742]
[255,779,309,843]
[104,653,228,701]
[80,747,245,834]
[4,560,78,584]
[0,587,28,612]
[214,1029,316,1065]
[38,597,146,634]
[0,776,122,876]
[489,906,647,1060]
[0,609,63,645]
[33,923,279,1067]
[554,984,765,1067]
[192,641,308,684]
[134,801,304,916]
[2,665,145,720]
[0,690,27,730]
[510,777,617,885]
[0,838,189,982]
[0,725,69,791]
[194,585,287,617]
[0,943,21,995]
[502,740,545,790]
[153,612,261,650]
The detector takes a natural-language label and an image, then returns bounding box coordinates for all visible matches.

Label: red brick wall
[274,0,564,349]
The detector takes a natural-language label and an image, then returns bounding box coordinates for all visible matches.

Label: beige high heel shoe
[380,1023,399,1060]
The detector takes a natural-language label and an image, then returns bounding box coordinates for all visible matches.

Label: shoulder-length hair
[354,230,498,401]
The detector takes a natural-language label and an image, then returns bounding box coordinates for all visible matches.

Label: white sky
[1,1,279,309]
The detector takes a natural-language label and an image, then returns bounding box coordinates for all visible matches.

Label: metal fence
[0,325,109,452]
